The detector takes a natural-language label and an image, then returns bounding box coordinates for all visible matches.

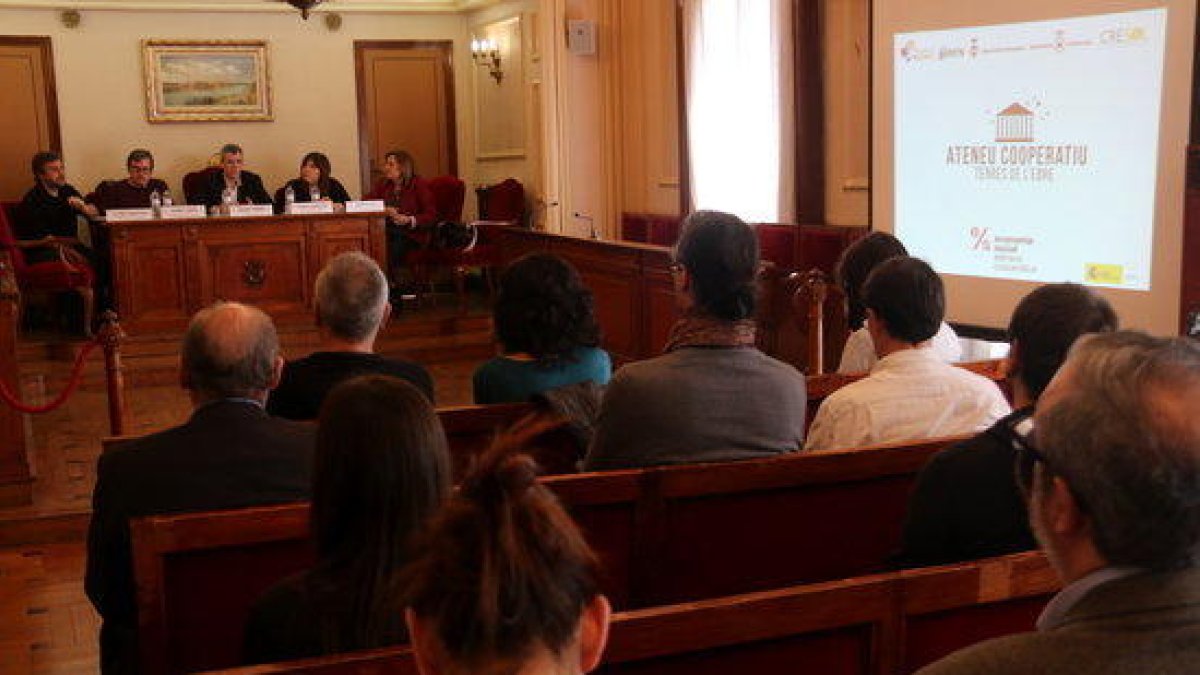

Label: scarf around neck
[664,311,757,352]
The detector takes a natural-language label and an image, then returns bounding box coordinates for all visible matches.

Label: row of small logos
[104,200,387,222]
[900,24,1148,63]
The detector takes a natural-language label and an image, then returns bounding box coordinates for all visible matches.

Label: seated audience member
[274,151,352,212]
[86,302,315,675]
[584,211,807,470]
[805,256,1009,451]
[402,428,611,675]
[364,150,438,278]
[92,149,171,213]
[268,252,432,419]
[17,150,98,265]
[836,232,961,373]
[199,143,272,207]
[474,253,611,404]
[917,332,1200,674]
[897,283,1118,568]
[245,375,451,664]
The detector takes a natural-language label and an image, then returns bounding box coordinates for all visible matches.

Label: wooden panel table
[107,213,386,333]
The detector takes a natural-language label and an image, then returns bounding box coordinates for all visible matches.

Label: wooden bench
[131,435,963,673]
[203,551,1058,675]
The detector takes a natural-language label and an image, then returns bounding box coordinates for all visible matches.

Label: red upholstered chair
[182,166,221,205]
[754,223,798,269]
[477,178,525,223]
[409,176,499,311]
[0,201,95,334]
[427,175,466,222]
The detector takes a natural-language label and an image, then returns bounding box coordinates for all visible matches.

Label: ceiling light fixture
[282,0,323,20]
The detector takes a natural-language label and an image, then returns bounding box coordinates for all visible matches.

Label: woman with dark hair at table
[473,253,611,404]
[243,375,451,664]
[403,425,611,675]
[365,150,438,280]
[275,152,352,212]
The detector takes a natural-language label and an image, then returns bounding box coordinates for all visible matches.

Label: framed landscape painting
[143,40,272,122]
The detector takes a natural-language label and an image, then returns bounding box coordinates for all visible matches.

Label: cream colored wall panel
[822,0,869,227]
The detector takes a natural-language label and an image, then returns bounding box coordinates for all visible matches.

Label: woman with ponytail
[243,375,451,664]
[583,210,808,470]
[403,421,611,675]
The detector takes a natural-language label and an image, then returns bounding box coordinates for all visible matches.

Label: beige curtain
[683,0,796,223]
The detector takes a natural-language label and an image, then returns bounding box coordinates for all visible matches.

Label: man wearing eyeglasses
[918,331,1200,674]
[92,149,171,214]
[897,283,1118,568]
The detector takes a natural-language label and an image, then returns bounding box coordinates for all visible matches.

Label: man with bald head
[918,331,1200,674]
[86,302,314,674]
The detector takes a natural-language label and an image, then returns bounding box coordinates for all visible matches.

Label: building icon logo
[995,102,1035,142]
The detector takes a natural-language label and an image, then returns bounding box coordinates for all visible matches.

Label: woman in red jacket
[366,150,438,283]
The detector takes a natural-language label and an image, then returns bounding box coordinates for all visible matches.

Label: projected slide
[894,9,1167,290]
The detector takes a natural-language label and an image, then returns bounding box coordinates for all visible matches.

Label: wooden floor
[0,295,495,674]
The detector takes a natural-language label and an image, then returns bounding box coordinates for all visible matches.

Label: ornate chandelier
[282,0,323,19]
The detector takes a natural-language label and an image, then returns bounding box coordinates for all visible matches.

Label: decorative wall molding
[0,0,501,14]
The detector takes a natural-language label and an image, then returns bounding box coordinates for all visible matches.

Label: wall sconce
[471,37,503,84]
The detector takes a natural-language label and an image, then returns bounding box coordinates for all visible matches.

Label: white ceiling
[0,0,502,13]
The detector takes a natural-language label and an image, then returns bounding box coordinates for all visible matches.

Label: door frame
[0,36,62,192]
[353,40,459,193]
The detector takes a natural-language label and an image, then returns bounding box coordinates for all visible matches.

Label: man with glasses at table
[92,149,171,214]
[917,331,1200,674]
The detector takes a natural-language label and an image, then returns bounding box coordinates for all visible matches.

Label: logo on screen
[996,103,1035,143]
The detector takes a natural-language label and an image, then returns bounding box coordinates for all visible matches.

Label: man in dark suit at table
[85,301,314,674]
[917,332,1200,675]
[199,143,272,208]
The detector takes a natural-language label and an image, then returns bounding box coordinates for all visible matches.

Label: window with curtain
[683,0,794,223]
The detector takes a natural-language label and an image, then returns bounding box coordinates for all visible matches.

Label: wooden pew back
[204,552,1058,675]
[133,436,960,673]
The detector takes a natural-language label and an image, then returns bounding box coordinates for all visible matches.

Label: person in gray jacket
[918,331,1200,675]
[583,210,806,470]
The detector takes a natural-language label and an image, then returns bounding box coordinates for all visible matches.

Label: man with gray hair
[918,331,1200,674]
[267,251,432,420]
[86,302,314,674]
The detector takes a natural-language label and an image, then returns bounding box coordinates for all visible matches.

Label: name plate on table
[345,200,385,213]
[286,201,334,215]
[105,208,155,222]
[159,205,208,220]
[229,204,276,218]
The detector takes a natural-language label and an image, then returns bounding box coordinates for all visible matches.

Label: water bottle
[284,185,296,213]
[222,186,235,214]
[149,190,161,217]
[161,189,174,207]
[310,185,320,202]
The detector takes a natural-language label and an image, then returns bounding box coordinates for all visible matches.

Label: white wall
[0,7,475,202]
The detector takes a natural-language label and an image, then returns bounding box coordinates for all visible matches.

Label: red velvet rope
[0,338,101,414]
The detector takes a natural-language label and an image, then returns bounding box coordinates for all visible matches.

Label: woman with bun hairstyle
[402,422,611,675]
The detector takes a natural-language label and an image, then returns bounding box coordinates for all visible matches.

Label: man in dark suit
[918,332,1200,674]
[897,283,1118,567]
[267,251,433,419]
[85,301,314,674]
[199,143,272,208]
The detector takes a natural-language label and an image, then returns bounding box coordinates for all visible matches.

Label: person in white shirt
[835,232,962,373]
[805,256,1009,452]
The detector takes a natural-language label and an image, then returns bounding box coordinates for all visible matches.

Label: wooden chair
[132,435,963,672]
[183,167,221,205]
[202,551,1057,675]
[0,200,95,335]
[476,178,525,223]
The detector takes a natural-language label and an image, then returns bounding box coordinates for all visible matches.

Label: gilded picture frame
[143,40,273,122]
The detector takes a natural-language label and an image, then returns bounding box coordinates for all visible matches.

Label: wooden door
[355,41,458,192]
[0,37,61,201]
